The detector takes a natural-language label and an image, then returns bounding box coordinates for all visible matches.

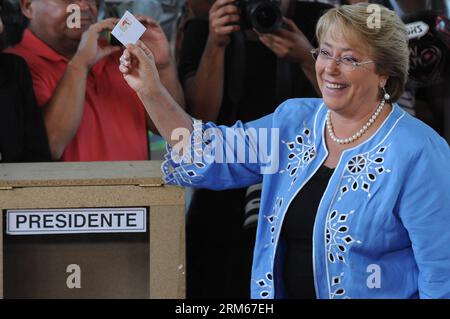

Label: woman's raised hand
[119,41,164,96]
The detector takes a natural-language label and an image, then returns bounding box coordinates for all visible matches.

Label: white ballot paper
[111,11,146,46]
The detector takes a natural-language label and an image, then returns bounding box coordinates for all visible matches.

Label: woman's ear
[379,75,389,88]
[20,0,34,20]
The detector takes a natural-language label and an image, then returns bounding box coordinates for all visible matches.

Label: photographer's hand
[257,17,320,94]
[208,0,241,48]
[73,18,121,70]
[181,0,240,123]
[257,17,313,64]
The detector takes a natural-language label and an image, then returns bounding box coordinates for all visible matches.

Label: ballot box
[0,161,185,299]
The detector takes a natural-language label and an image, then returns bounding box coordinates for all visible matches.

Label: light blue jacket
[162,98,450,299]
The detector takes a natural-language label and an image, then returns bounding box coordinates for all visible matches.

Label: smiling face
[315,29,388,117]
[22,0,98,55]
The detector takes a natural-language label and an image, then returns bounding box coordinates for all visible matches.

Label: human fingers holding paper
[120,41,161,95]
[120,42,191,144]
[113,12,184,107]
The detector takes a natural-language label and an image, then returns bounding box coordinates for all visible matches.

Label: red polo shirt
[7,29,148,161]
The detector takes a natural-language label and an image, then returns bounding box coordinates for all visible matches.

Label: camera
[103,30,122,46]
[108,32,122,46]
[235,0,282,33]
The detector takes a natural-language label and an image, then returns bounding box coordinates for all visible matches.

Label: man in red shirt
[7,0,184,161]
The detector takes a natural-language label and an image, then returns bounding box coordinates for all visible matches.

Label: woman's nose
[325,58,340,74]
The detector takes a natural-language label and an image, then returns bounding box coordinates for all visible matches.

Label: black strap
[225,30,247,123]
[275,0,296,104]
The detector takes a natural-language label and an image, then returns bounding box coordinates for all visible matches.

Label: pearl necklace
[326,98,386,145]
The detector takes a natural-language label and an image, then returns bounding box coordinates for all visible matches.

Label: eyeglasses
[311,48,374,71]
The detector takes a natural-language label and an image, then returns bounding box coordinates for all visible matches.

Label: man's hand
[133,16,184,109]
[135,16,173,70]
[72,18,121,70]
[208,0,241,48]
[257,17,314,65]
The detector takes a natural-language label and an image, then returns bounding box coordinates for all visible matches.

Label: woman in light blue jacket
[119,3,450,298]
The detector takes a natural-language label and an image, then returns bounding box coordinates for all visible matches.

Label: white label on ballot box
[6,208,147,235]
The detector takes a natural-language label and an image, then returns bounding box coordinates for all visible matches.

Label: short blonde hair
[316,3,409,102]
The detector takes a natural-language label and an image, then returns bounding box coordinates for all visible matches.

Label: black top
[0,53,51,163]
[281,165,334,299]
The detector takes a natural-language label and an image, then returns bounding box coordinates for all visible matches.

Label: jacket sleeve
[398,135,450,298]
[161,114,278,190]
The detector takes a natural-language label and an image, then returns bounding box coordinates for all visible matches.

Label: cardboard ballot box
[0,161,185,299]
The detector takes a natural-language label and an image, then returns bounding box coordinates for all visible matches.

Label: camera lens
[248,1,282,33]
[255,6,277,28]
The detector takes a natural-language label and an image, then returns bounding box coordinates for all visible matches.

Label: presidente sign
[6,208,147,235]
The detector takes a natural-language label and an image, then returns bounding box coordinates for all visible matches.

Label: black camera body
[235,0,282,33]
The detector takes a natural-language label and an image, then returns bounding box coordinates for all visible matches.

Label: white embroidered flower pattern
[325,209,362,299]
[330,272,351,299]
[325,209,362,265]
[263,196,283,249]
[162,119,208,185]
[252,196,284,299]
[162,153,206,185]
[253,272,273,299]
[279,123,315,189]
[338,145,391,200]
